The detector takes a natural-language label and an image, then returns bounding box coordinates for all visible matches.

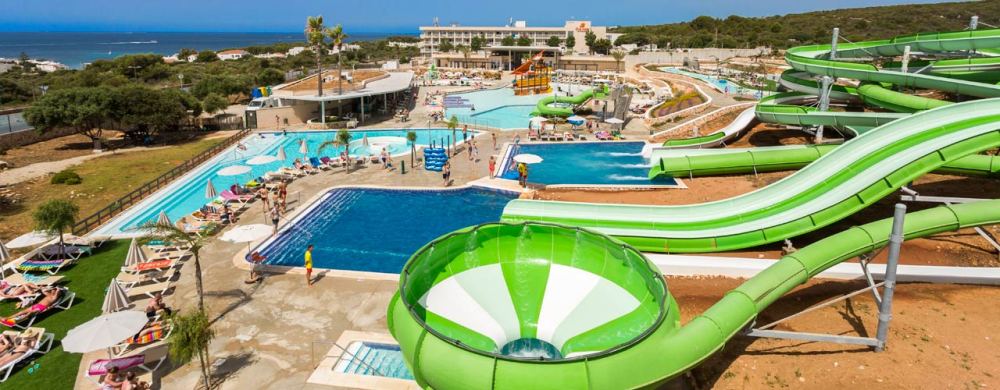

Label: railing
[71,128,253,235]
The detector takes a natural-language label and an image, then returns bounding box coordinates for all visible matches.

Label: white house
[287,46,308,56]
[218,49,249,61]
[254,52,287,59]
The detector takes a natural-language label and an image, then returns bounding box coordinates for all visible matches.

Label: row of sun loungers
[0,327,55,382]
[528,130,590,142]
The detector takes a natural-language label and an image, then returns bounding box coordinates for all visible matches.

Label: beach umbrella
[156,211,172,227]
[529,116,547,127]
[204,179,218,200]
[0,240,9,264]
[5,231,54,249]
[605,117,625,131]
[123,238,147,268]
[276,148,287,161]
[299,139,309,154]
[217,165,252,176]
[246,155,278,165]
[513,154,543,164]
[220,224,273,244]
[567,115,586,127]
[101,279,130,313]
[63,311,148,357]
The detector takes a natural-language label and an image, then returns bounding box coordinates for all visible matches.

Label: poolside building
[419,20,623,71]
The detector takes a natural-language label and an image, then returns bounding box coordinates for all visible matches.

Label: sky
[1,0,952,33]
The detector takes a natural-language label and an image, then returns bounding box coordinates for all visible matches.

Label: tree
[585,30,597,54]
[305,15,328,97]
[168,310,215,390]
[178,48,197,61]
[114,85,190,135]
[33,199,78,256]
[201,93,229,115]
[448,115,459,146]
[458,45,471,67]
[565,34,576,51]
[592,39,612,55]
[327,24,347,95]
[610,50,627,71]
[406,130,417,168]
[24,87,116,150]
[195,50,218,62]
[501,35,515,46]
[318,129,354,172]
[163,89,203,117]
[516,35,531,46]
[438,39,454,53]
[470,36,484,51]
[141,221,211,312]
[546,36,562,47]
[257,68,285,85]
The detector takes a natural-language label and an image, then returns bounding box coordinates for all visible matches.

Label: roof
[218,50,248,55]
[277,71,415,102]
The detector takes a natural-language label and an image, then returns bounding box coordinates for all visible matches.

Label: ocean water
[0,31,405,69]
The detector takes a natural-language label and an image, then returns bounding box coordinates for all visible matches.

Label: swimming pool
[500,142,678,186]
[95,129,466,236]
[445,83,590,130]
[335,341,414,380]
[659,67,766,97]
[255,187,515,273]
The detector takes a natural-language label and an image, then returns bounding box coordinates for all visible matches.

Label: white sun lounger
[126,281,172,301]
[0,328,55,382]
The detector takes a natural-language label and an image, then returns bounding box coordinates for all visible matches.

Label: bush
[51,170,82,185]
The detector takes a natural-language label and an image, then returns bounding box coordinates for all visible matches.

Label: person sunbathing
[0,334,13,355]
[102,366,126,390]
[128,321,169,343]
[0,331,37,367]
[145,293,172,319]
[123,371,150,390]
[0,282,41,299]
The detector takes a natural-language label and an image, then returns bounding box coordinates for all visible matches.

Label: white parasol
[276,148,287,161]
[62,311,149,356]
[217,165,252,176]
[512,154,543,164]
[156,211,172,227]
[220,224,273,243]
[299,139,309,154]
[5,231,54,249]
[246,155,278,165]
[101,279,131,313]
[204,178,218,200]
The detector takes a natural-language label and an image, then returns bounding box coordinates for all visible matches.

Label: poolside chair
[116,267,177,290]
[111,320,172,357]
[0,287,39,309]
[63,234,109,248]
[309,157,331,170]
[220,190,253,209]
[16,257,79,275]
[293,160,319,174]
[0,327,55,382]
[125,281,173,301]
[278,167,307,177]
[37,243,91,261]
[121,258,180,275]
[264,171,294,182]
[87,344,167,386]
[1,274,64,287]
[564,132,575,141]
[145,241,191,254]
[0,288,76,330]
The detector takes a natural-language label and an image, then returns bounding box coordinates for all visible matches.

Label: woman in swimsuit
[0,282,41,299]
[0,331,36,368]
[101,366,126,390]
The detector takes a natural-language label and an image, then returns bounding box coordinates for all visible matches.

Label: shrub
[51,170,82,185]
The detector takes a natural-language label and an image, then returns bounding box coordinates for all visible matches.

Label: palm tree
[406,130,417,167]
[168,310,215,390]
[305,16,328,97]
[447,115,459,151]
[327,25,347,95]
[318,129,354,172]
[33,199,78,256]
[140,221,210,312]
[611,50,627,72]
[458,45,471,68]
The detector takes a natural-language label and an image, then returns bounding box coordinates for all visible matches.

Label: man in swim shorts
[304,245,314,287]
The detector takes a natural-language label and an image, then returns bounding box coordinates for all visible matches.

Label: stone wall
[0,126,76,150]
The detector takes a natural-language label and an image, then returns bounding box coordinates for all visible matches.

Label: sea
[0,31,413,69]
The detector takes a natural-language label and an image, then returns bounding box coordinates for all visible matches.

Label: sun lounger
[1,289,75,329]
[264,171,294,181]
[87,344,167,385]
[145,241,190,253]
[0,328,54,382]
[1,274,64,287]
[564,132,575,141]
[16,258,78,275]
[112,321,172,357]
[177,219,214,236]
[116,267,177,289]
[220,190,253,208]
[126,281,172,301]
[309,157,331,170]
[38,244,91,261]
[63,234,109,248]
[278,167,306,177]
[121,258,179,275]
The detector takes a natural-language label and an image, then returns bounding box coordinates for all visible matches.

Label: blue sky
[2,0,951,33]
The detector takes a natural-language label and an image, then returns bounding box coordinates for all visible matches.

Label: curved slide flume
[658,106,758,149]
[533,89,594,117]
[389,201,1000,389]
[502,99,1000,253]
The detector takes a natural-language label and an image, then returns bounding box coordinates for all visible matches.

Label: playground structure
[511,51,552,96]
[388,23,1000,389]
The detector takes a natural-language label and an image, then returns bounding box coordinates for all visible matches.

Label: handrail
[71,128,253,235]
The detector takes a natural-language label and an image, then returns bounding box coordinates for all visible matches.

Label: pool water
[659,67,765,97]
[501,142,677,186]
[256,187,515,272]
[468,105,538,129]
[335,342,414,380]
[96,129,465,236]
[445,83,590,130]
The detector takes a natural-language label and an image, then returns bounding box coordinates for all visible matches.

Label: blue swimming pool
[96,129,468,236]
[659,67,767,97]
[445,84,589,130]
[256,187,515,272]
[335,342,414,380]
[500,142,677,186]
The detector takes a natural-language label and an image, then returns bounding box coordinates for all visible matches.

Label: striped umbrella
[123,238,147,268]
[204,178,218,200]
[156,211,172,227]
[0,239,9,264]
[101,279,131,313]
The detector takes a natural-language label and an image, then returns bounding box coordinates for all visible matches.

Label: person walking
[304,245,314,287]
[442,161,451,187]
[257,186,270,216]
[491,132,497,150]
[269,203,281,234]
[278,181,288,213]
[467,139,475,161]
[462,125,468,144]
[517,162,528,188]
[472,140,479,162]
[488,156,496,179]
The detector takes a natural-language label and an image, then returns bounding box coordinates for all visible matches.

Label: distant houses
[217,49,249,61]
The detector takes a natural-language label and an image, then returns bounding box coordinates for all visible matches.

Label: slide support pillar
[815,76,833,143]
[970,15,980,30]
[875,204,906,352]
[829,28,839,60]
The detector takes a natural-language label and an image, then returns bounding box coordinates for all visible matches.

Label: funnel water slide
[389,201,1000,389]
[503,98,1000,253]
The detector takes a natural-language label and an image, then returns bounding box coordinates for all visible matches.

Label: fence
[71,128,252,235]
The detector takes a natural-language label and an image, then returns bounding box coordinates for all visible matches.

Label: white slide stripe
[535,264,600,344]
[452,264,522,344]
[550,279,640,350]
[419,276,508,348]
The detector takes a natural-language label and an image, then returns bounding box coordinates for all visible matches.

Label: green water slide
[388,201,1000,389]
[533,89,594,117]
[502,99,1000,253]
[648,145,1000,179]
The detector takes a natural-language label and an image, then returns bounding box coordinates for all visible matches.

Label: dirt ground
[667,276,1000,389]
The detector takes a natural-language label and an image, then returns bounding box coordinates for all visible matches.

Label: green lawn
[1,240,128,388]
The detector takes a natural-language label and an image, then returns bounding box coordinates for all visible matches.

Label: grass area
[0,137,224,240]
[0,240,128,388]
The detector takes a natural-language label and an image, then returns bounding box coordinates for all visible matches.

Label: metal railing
[70,128,253,235]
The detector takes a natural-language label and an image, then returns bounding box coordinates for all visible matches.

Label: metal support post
[970,15,980,30]
[815,76,832,144]
[875,203,905,351]
[829,28,839,60]
[901,45,911,74]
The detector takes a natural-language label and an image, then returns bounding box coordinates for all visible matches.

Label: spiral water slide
[502,29,1000,253]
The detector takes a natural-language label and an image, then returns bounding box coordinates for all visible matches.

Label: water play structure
[512,51,552,96]
[387,26,1000,389]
